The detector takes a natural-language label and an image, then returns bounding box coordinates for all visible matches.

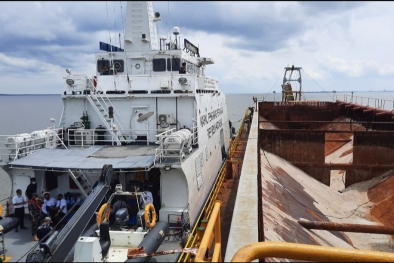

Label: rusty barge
[222,66,394,262]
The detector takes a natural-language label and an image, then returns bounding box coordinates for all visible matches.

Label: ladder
[68,169,93,198]
[86,94,123,146]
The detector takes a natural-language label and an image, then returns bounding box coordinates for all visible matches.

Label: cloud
[299,1,365,15]
[155,1,307,52]
[0,1,394,94]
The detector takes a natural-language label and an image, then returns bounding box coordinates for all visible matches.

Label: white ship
[0,1,231,262]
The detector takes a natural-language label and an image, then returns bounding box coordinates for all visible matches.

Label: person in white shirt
[41,192,56,224]
[54,194,67,229]
[13,189,27,232]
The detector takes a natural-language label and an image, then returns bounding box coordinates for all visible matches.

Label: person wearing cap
[37,217,52,242]
[54,194,67,229]
[41,192,56,222]
[13,189,28,232]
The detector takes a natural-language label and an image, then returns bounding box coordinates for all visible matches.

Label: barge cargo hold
[223,67,394,262]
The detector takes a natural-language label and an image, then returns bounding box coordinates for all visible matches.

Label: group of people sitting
[12,178,68,241]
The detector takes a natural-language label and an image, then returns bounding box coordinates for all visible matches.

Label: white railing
[0,126,199,162]
[154,128,194,164]
[66,128,152,147]
[336,94,394,111]
[0,128,67,162]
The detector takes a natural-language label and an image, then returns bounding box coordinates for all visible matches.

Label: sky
[1,1,394,95]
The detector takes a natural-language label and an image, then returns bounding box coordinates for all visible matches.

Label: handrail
[194,201,222,262]
[231,241,394,262]
[178,108,250,262]
[336,94,394,111]
[0,128,66,160]
[87,77,129,131]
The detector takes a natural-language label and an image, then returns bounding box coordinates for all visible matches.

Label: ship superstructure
[0,2,231,262]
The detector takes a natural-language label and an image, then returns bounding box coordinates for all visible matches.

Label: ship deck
[7,145,157,171]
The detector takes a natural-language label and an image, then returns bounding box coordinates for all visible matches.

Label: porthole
[135,63,141,69]
[114,62,122,70]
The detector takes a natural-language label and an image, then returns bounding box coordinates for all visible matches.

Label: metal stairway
[86,94,124,145]
[68,169,93,198]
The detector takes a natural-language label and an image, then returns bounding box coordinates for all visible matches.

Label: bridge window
[113,59,124,73]
[167,58,180,71]
[153,58,166,72]
[97,59,110,75]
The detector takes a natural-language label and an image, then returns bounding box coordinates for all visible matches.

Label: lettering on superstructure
[199,107,224,138]
[207,119,222,138]
[200,107,223,127]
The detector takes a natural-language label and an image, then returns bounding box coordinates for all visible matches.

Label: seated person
[37,217,52,242]
[41,192,56,224]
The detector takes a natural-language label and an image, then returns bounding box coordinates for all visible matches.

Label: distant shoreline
[1,91,394,96]
[0,94,60,96]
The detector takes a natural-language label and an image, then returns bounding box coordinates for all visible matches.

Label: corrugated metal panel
[9,147,155,170]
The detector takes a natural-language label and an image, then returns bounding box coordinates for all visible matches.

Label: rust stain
[263,165,352,246]
[339,148,353,158]
[367,172,394,241]
[306,208,324,222]
[368,172,394,203]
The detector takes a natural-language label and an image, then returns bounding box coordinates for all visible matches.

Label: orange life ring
[97,203,110,227]
[144,203,157,229]
[0,204,2,217]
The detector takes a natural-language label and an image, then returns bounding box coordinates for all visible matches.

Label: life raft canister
[97,203,110,227]
[144,203,157,229]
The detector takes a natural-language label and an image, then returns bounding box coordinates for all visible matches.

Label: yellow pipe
[212,243,221,262]
[195,201,222,262]
[231,241,394,262]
